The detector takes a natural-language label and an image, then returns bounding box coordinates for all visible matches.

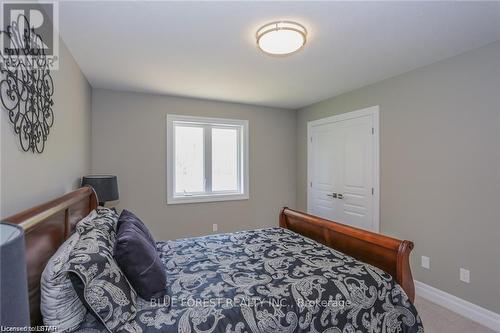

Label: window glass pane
[212,128,239,192]
[175,125,204,194]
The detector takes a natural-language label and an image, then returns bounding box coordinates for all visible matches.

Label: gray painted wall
[91,89,296,240]
[1,41,92,217]
[296,41,500,313]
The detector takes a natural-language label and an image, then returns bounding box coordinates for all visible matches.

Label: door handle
[326,193,337,198]
[337,193,344,199]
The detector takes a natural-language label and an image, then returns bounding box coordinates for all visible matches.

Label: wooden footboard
[280,208,415,302]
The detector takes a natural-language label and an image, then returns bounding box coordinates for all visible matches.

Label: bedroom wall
[296,41,500,313]
[91,89,296,240]
[0,41,92,218]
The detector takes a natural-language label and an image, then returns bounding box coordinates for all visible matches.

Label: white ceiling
[59,1,500,109]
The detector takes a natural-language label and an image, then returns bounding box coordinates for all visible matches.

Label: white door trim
[307,105,380,232]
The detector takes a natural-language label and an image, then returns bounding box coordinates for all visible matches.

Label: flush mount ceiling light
[256,21,307,56]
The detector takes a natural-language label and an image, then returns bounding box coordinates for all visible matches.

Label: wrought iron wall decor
[0,14,55,153]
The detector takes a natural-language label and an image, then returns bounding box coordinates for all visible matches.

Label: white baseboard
[414,280,500,332]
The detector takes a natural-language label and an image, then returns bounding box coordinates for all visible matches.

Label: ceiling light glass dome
[256,21,307,56]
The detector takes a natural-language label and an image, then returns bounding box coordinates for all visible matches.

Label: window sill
[167,193,249,205]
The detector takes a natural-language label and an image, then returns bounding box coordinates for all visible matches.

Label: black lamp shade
[81,175,119,204]
[0,222,30,326]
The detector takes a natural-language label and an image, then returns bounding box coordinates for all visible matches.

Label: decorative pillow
[76,206,117,235]
[66,209,140,333]
[114,220,167,300]
[41,233,85,332]
[117,210,155,246]
[40,210,97,332]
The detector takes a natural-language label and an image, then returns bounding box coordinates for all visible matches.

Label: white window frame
[166,114,249,204]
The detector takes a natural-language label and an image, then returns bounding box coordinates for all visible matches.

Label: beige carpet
[414,296,496,333]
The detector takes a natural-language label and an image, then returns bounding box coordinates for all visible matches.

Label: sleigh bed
[5,186,422,332]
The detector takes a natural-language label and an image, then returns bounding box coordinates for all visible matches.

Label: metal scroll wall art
[0,14,55,153]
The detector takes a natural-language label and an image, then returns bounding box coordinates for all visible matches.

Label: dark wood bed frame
[5,187,415,325]
[280,208,415,301]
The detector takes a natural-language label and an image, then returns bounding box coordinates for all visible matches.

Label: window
[167,114,249,204]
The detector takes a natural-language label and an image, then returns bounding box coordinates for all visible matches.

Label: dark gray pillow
[117,210,156,246]
[67,209,140,333]
[114,221,167,300]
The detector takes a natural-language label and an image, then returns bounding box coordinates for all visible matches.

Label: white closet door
[308,107,379,232]
[309,122,340,220]
[335,115,374,230]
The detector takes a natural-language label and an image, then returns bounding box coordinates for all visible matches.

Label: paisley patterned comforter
[77,227,423,333]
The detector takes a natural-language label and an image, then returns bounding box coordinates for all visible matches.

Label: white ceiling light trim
[256,21,307,56]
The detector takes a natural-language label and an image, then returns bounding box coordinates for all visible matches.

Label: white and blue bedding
[76,227,423,333]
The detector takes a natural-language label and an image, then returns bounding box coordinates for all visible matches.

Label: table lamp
[0,222,30,326]
[81,175,119,206]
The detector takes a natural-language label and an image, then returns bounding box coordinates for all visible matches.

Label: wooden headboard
[4,186,98,325]
[280,208,415,302]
